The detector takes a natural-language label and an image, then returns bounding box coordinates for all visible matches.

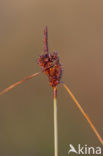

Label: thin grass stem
[63,83,103,145]
[53,87,58,156]
[0,72,41,96]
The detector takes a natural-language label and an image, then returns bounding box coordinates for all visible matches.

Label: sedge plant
[0,27,103,156]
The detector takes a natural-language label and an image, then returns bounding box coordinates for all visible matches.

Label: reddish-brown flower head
[38,27,62,88]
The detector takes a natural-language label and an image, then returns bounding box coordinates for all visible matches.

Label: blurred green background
[0,0,103,155]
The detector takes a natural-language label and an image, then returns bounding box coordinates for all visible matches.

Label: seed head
[38,27,62,88]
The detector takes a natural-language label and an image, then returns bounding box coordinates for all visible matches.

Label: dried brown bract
[38,27,62,88]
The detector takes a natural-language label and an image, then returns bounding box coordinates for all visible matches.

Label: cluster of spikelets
[38,51,62,88]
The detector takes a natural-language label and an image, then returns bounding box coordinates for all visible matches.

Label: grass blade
[63,83,103,145]
[0,72,41,96]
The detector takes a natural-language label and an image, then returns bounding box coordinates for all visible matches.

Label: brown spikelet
[38,27,62,88]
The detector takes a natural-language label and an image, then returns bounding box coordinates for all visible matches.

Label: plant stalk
[53,87,58,156]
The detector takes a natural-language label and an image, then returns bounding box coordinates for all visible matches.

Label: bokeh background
[0,0,103,156]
